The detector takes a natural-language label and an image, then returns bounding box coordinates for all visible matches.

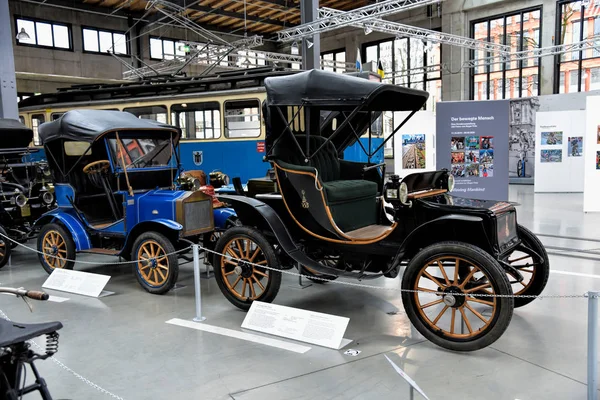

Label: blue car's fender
[213,207,237,229]
[120,219,183,257]
[34,211,92,251]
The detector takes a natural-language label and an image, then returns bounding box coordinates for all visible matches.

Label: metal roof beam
[277,0,442,42]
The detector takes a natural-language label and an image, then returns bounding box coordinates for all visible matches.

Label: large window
[15,17,71,50]
[82,27,128,55]
[471,7,542,100]
[321,49,346,73]
[171,102,221,140]
[556,1,600,93]
[124,106,168,124]
[31,114,45,146]
[149,37,187,60]
[224,100,261,138]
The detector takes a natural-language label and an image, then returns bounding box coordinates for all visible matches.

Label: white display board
[534,110,585,193]
[43,268,111,298]
[584,96,600,212]
[241,301,350,349]
[393,111,436,176]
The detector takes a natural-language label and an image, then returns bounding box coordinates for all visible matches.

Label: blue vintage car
[34,109,231,294]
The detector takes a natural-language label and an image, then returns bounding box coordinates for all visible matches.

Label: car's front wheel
[213,226,281,310]
[132,232,178,295]
[401,241,514,352]
[37,223,76,274]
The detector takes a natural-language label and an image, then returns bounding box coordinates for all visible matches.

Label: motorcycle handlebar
[26,291,49,301]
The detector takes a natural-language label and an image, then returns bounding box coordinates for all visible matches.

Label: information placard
[43,268,111,298]
[436,101,509,201]
[241,301,350,349]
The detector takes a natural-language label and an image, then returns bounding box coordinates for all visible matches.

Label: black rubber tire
[0,226,11,269]
[510,225,550,308]
[37,223,76,274]
[213,226,281,310]
[131,231,179,295]
[401,241,514,352]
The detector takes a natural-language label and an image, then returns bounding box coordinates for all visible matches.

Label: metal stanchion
[409,386,414,400]
[589,291,599,400]
[192,244,206,322]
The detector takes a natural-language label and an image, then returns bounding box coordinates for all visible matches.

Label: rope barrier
[0,309,125,400]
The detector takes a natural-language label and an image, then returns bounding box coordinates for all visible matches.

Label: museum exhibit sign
[393,111,436,176]
[534,110,585,193]
[436,100,509,201]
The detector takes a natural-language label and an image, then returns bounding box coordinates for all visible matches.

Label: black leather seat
[272,134,378,232]
[0,319,63,347]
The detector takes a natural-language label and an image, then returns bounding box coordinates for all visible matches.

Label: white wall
[534,110,585,193]
[393,111,436,177]
[584,97,600,212]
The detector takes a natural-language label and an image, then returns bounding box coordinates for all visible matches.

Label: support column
[539,0,558,95]
[301,0,320,70]
[0,0,18,119]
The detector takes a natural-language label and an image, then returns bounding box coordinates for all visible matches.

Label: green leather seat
[272,134,378,232]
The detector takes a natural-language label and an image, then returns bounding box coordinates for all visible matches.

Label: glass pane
[426,79,441,112]
[32,114,45,146]
[225,100,261,138]
[99,31,112,53]
[53,25,69,49]
[16,19,36,45]
[366,45,377,64]
[394,38,408,86]
[124,106,168,122]
[570,69,580,92]
[35,22,53,46]
[83,28,99,52]
[473,22,488,75]
[409,38,424,87]
[175,42,186,56]
[490,18,504,73]
[113,33,127,54]
[150,38,163,59]
[163,40,175,60]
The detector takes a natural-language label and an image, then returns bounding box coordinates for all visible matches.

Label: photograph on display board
[480,136,494,149]
[451,151,465,164]
[451,164,465,177]
[480,149,494,163]
[480,163,494,178]
[401,134,426,169]
[568,137,583,157]
[509,98,539,179]
[597,126,600,144]
[597,151,600,169]
[540,131,563,145]
[466,150,479,163]
[540,149,562,163]
[465,136,480,150]
[451,136,465,151]
[466,163,480,177]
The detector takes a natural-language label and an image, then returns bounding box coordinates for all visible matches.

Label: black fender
[217,194,381,280]
[395,214,495,262]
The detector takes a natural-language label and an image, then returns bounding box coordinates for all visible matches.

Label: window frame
[81,26,130,55]
[469,6,543,100]
[14,15,73,51]
[149,36,188,60]
[171,102,222,140]
[223,98,262,139]
[320,47,346,73]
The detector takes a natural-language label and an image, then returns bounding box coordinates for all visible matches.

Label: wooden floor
[345,224,394,240]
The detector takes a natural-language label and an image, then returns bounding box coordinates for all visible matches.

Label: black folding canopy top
[39,109,180,145]
[264,69,429,111]
[0,118,34,149]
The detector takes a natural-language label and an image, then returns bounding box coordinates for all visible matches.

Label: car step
[80,248,120,255]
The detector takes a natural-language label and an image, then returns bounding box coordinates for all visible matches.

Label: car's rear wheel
[132,232,178,295]
[0,226,11,269]
[213,226,281,310]
[505,224,550,308]
[401,242,514,352]
[38,223,76,274]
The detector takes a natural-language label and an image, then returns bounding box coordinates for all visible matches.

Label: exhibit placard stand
[534,110,585,193]
[584,96,600,212]
[393,111,436,176]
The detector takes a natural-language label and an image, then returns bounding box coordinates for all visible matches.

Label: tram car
[211,70,550,352]
[18,67,385,185]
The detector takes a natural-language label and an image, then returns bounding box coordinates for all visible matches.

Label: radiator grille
[183,199,212,234]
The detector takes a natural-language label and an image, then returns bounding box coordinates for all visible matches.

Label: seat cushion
[323,180,378,203]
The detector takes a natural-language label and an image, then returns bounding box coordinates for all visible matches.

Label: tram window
[171,102,221,140]
[31,114,45,146]
[124,106,168,123]
[19,116,25,124]
[51,113,63,121]
[224,99,261,138]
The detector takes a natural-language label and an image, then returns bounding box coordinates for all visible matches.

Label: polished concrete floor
[1,184,599,400]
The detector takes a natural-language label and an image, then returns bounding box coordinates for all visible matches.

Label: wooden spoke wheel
[0,226,11,269]
[401,242,514,352]
[132,232,178,295]
[504,225,549,308]
[37,223,75,274]
[213,226,281,310]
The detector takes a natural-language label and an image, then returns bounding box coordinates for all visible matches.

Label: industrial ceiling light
[291,41,299,54]
[364,24,373,35]
[306,40,314,49]
[16,27,30,41]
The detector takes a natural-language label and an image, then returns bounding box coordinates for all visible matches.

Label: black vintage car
[0,119,55,268]
[211,70,549,352]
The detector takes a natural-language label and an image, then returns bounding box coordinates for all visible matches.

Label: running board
[80,248,120,256]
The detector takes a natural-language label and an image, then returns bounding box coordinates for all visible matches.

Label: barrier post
[588,291,599,400]
[409,387,414,400]
[192,244,206,322]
